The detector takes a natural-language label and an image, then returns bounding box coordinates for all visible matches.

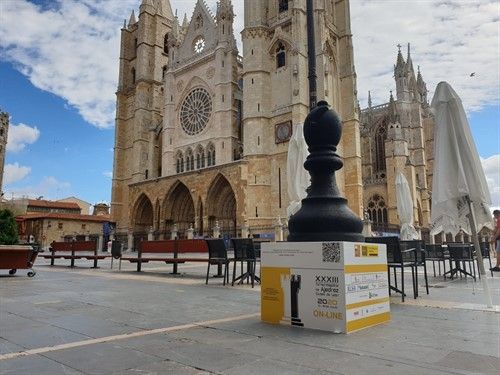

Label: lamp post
[306,0,317,109]
[287,0,363,242]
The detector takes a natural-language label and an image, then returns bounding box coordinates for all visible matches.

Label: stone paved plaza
[1,256,499,375]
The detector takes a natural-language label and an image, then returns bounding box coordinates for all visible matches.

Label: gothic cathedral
[111,0,362,246]
[360,44,434,237]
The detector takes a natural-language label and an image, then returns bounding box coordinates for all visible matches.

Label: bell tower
[111,0,173,233]
[241,0,363,225]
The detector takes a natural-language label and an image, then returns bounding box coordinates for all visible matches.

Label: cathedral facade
[111,0,363,246]
[360,45,434,237]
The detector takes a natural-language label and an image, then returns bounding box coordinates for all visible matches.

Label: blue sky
[0,0,499,209]
[0,62,114,203]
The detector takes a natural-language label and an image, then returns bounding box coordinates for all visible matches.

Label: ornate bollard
[288,101,363,242]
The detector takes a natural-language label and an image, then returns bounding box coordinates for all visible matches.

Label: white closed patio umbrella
[287,123,309,218]
[430,81,493,307]
[396,172,419,240]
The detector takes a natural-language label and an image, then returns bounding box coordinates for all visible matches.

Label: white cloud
[3,163,31,185]
[4,176,72,200]
[103,171,112,178]
[6,123,40,153]
[0,0,137,129]
[352,0,500,112]
[0,1,497,129]
[481,155,500,209]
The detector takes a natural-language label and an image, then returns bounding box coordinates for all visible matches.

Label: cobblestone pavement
[1,255,499,375]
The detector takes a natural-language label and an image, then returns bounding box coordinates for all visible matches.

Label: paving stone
[110,359,211,375]
[0,324,91,350]
[434,350,500,374]
[0,354,85,375]
[43,342,161,375]
[0,338,24,356]
[0,261,498,374]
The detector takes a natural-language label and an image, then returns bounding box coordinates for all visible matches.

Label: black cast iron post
[306,0,317,109]
[287,2,363,242]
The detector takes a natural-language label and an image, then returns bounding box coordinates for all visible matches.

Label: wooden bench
[40,241,105,268]
[0,245,39,277]
[122,239,209,273]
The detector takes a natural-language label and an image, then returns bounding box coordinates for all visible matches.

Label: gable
[176,1,217,63]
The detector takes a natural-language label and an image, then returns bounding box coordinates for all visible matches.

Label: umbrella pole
[466,196,493,308]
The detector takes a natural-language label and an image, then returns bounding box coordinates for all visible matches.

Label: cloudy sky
[0,0,499,209]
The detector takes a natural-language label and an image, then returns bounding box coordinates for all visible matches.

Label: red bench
[40,241,105,268]
[122,239,208,273]
[0,245,39,277]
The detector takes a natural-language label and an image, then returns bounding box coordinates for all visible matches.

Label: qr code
[322,242,341,263]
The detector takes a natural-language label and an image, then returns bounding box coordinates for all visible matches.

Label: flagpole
[466,195,493,308]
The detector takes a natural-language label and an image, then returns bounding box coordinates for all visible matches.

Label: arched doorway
[163,181,195,238]
[206,174,237,237]
[132,194,153,249]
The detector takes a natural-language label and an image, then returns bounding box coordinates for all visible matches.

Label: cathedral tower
[241,0,363,225]
[112,0,173,232]
[361,44,433,238]
[0,108,8,194]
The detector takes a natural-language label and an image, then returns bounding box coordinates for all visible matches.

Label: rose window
[180,88,212,136]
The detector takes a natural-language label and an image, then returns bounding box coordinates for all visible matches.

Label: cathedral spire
[417,65,428,104]
[406,42,415,74]
[140,0,155,15]
[156,0,173,20]
[171,12,180,39]
[368,90,372,108]
[127,10,136,28]
[394,43,405,78]
[388,91,399,123]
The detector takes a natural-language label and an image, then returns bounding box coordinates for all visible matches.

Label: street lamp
[287,0,363,242]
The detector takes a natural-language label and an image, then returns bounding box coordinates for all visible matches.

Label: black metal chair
[479,241,493,277]
[110,240,122,270]
[230,238,258,288]
[425,244,448,278]
[400,240,429,296]
[205,239,230,285]
[365,237,417,302]
[445,243,476,281]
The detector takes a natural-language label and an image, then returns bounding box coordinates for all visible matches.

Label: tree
[0,209,19,245]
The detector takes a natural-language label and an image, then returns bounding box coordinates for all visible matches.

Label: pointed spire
[406,42,414,73]
[394,43,405,77]
[156,0,173,20]
[368,91,372,108]
[416,66,428,104]
[140,0,155,15]
[217,0,234,21]
[128,10,136,28]
[417,65,423,84]
[172,12,180,38]
[389,91,399,123]
[182,13,188,29]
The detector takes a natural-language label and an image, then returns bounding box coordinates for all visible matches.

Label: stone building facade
[16,199,111,249]
[360,45,434,237]
[111,0,363,247]
[0,108,8,195]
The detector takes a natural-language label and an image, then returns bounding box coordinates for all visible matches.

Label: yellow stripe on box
[347,312,390,333]
[346,297,390,310]
[344,264,387,273]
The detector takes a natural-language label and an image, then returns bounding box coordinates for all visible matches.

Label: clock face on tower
[275,121,293,144]
[193,37,205,53]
